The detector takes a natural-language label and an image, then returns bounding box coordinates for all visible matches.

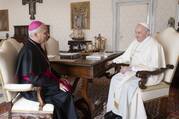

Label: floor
[0,80,179,119]
[0,64,178,119]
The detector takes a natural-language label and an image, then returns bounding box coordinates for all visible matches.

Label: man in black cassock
[15,20,77,119]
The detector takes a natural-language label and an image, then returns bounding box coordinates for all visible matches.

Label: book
[86,52,113,60]
[59,52,80,59]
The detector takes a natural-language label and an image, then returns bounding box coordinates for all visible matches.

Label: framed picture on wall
[71,1,90,29]
[0,9,9,31]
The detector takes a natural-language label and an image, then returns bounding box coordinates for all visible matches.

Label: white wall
[0,0,177,50]
[0,0,113,51]
[155,0,178,33]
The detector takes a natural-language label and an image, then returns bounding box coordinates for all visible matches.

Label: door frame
[112,0,156,51]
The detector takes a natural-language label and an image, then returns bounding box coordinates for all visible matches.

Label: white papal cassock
[106,36,166,119]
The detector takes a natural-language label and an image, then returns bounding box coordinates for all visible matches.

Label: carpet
[88,77,110,119]
[87,77,179,119]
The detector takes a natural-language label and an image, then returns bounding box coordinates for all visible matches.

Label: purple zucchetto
[28,20,44,31]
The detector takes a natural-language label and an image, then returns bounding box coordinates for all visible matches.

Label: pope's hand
[120,66,131,74]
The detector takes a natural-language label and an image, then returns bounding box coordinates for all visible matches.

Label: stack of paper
[59,52,80,59]
[86,52,112,60]
[47,55,56,59]
[86,55,102,60]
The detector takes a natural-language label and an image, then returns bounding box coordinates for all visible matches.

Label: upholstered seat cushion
[12,97,54,113]
[141,81,169,101]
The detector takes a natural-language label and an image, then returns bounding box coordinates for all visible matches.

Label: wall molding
[112,0,156,51]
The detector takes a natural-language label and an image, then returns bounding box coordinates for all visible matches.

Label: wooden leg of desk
[80,79,95,112]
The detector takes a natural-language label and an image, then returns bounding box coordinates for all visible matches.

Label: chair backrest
[0,39,5,47]
[0,40,23,102]
[6,38,23,52]
[45,37,59,55]
[158,28,179,83]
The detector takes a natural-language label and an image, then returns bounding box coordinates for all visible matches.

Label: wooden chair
[107,27,179,118]
[139,28,179,118]
[0,38,91,119]
[0,39,54,118]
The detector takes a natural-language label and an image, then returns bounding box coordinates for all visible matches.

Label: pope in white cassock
[106,23,166,119]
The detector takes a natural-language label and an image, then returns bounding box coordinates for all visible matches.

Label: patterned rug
[88,77,110,119]
[1,78,179,119]
[89,77,179,119]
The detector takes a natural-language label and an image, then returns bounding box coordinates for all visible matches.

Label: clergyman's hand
[59,79,72,93]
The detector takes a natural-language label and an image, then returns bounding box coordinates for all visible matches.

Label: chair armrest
[4,84,33,92]
[105,63,129,79]
[4,84,45,110]
[136,64,174,89]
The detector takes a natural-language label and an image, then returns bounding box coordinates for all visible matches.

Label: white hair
[28,25,43,39]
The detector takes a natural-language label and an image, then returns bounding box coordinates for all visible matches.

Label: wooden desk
[50,52,123,112]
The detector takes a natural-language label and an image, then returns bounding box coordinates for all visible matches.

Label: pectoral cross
[22,0,43,20]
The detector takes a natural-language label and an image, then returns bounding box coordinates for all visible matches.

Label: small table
[68,40,92,52]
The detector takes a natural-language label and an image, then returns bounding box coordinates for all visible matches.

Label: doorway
[112,0,155,51]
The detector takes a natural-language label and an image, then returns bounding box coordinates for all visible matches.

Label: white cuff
[113,58,129,64]
[131,65,155,72]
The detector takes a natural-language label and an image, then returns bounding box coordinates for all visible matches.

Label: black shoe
[104,111,114,119]
[113,113,122,119]
[104,111,122,119]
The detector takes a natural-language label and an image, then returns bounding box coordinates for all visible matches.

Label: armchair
[140,28,179,118]
[106,27,179,118]
[0,38,90,119]
[45,37,59,56]
[139,27,179,100]
[0,40,54,118]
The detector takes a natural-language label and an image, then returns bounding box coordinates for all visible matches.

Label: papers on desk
[47,55,56,58]
[86,55,101,60]
[59,52,80,56]
[59,52,80,59]
[86,52,114,60]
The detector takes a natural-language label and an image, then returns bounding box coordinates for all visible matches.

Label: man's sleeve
[20,50,58,87]
[112,41,135,64]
